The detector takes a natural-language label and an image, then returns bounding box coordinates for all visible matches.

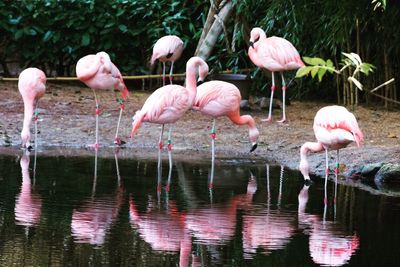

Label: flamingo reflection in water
[186,163,256,249]
[15,151,42,228]
[298,176,360,266]
[241,164,296,259]
[71,150,124,245]
[129,175,191,266]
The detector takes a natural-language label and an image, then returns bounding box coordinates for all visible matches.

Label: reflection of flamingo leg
[211,119,216,166]
[91,149,98,198]
[266,164,270,202]
[278,165,284,208]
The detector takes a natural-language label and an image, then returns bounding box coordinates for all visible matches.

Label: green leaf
[118,24,128,32]
[317,68,327,81]
[295,66,312,78]
[303,57,326,66]
[9,16,22,25]
[326,59,334,68]
[81,33,90,46]
[15,29,24,40]
[311,67,318,78]
[43,31,53,42]
[360,63,375,75]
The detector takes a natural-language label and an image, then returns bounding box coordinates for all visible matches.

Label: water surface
[0,151,399,266]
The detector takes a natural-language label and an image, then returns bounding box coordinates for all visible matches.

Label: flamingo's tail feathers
[131,112,145,138]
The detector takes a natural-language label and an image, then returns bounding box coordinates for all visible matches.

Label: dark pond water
[0,150,400,267]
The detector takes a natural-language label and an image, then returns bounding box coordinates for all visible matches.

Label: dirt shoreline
[1,81,399,195]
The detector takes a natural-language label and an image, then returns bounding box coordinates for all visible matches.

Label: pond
[0,149,399,266]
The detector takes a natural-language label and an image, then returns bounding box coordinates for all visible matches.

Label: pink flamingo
[193,81,259,159]
[248,27,304,123]
[76,51,129,148]
[299,105,364,184]
[18,67,47,149]
[131,56,209,152]
[150,35,184,85]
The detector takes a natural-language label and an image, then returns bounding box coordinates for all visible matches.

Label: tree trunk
[195,0,234,60]
[194,1,221,55]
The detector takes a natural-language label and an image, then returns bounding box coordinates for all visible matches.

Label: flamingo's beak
[249,41,254,48]
[250,143,258,152]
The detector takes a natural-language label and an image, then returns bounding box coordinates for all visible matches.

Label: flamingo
[131,56,209,153]
[248,27,304,123]
[76,51,129,149]
[193,80,259,162]
[299,105,364,184]
[18,67,47,150]
[150,35,184,85]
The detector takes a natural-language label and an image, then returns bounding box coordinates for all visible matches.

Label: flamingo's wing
[314,106,363,146]
[139,85,189,123]
[257,37,303,71]
[76,54,101,81]
[195,81,241,117]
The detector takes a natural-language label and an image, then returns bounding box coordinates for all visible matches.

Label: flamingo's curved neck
[299,142,324,180]
[185,61,201,105]
[22,101,34,136]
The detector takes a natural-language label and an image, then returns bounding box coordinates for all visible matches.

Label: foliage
[0,0,206,76]
[0,0,398,106]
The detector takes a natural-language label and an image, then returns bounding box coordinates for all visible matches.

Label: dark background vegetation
[0,0,398,107]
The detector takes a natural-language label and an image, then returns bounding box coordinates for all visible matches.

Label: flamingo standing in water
[248,27,304,123]
[299,105,364,185]
[131,56,208,152]
[18,68,47,149]
[193,80,259,161]
[76,51,129,148]
[150,35,184,85]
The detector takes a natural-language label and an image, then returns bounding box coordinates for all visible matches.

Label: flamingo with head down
[18,67,47,150]
[299,105,364,184]
[248,27,304,123]
[76,51,129,148]
[193,80,259,161]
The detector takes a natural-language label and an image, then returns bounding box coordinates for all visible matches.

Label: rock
[374,163,400,186]
[347,162,383,183]
[240,100,251,111]
[259,97,270,109]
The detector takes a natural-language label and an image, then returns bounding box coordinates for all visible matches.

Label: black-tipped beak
[27,145,33,151]
[249,41,254,48]
[197,79,204,86]
[250,143,258,152]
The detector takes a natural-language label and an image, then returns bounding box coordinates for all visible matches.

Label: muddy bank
[1,81,399,194]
